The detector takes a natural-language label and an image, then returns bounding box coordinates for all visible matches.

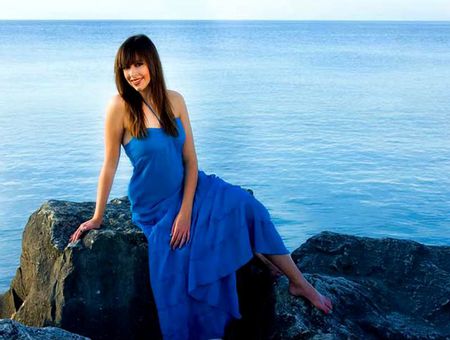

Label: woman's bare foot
[261,253,333,314]
[288,280,333,315]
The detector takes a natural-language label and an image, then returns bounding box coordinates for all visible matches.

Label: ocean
[0,20,449,292]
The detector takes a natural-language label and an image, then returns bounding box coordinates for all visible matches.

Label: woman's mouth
[131,78,142,86]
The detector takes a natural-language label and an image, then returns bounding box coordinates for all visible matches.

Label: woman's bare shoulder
[167,89,187,119]
[106,94,128,128]
[167,89,183,99]
[108,94,127,111]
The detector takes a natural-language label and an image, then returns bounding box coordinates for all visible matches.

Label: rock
[0,197,279,340]
[0,318,89,339]
[1,198,449,340]
[270,231,450,339]
[0,197,160,339]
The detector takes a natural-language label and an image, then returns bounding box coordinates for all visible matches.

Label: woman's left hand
[170,209,191,250]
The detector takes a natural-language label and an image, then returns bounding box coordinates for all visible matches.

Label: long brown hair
[114,34,178,139]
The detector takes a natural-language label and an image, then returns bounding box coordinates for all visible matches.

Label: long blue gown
[123,116,290,340]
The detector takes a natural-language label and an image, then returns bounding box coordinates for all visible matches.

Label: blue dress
[123,117,290,340]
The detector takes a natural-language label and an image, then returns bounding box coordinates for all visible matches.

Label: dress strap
[143,99,163,126]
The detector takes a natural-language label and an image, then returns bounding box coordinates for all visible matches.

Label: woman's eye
[122,62,143,70]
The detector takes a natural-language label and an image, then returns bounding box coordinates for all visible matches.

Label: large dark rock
[270,231,450,339]
[0,197,160,339]
[0,318,89,339]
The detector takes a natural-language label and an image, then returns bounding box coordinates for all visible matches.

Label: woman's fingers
[179,232,190,247]
[174,234,183,249]
[70,229,78,242]
[69,223,88,244]
[70,230,79,243]
[326,297,333,309]
[170,221,175,237]
[170,231,189,249]
[179,234,187,248]
[170,231,179,249]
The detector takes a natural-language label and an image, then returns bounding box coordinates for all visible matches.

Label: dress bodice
[123,117,186,226]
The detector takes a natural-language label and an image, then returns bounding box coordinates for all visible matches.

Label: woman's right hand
[69,218,102,244]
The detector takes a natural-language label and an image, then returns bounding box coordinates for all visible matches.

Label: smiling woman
[126,61,150,89]
[68,34,333,339]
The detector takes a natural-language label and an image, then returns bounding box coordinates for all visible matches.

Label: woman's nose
[129,65,138,76]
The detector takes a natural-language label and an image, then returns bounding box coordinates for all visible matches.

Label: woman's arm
[172,91,198,214]
[92,95,125,223]
[70,95,124,243]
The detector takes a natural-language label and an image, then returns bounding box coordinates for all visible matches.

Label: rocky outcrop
[271,231,450,339]
[0,197,160,339]
[0,318,89,339]
[1,197,449,339]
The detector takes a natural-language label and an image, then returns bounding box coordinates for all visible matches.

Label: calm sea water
[0,20,449,292]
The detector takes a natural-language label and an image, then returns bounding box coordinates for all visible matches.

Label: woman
[69,34,333,340]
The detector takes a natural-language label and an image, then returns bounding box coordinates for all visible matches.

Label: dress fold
[123,117,290,339]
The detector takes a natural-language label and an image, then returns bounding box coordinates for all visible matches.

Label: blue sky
[1,0,449,20]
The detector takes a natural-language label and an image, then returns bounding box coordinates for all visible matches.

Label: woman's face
[123,59,151,93]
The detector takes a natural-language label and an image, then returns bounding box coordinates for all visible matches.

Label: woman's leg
[261,253,333,314]
[254,253,284,276]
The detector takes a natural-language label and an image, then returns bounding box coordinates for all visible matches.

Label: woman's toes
[323,297,333,313]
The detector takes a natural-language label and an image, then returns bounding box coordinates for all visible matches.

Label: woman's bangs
[119,48,144,69]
